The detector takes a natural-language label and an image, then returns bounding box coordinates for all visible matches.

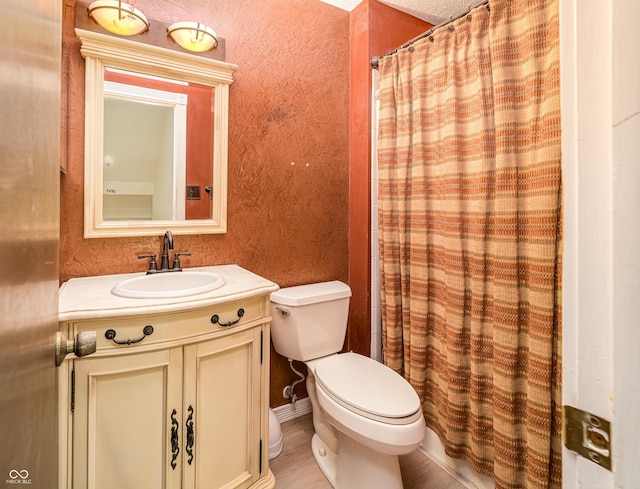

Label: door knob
[55,331,97,367]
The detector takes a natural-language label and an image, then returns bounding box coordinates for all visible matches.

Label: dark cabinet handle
[210,308,245,327]
[186,405,194,465]
[170,409,179,470]
[105,325,154,345]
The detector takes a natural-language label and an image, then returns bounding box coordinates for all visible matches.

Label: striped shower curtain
[377,1,562,488]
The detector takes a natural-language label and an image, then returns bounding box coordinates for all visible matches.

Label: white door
[561,0,640,488]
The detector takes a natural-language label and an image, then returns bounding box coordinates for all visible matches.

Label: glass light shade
[167,22,218,53]
[88,0,149,36]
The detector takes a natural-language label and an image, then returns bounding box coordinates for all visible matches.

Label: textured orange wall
[61,0,349,283]
[61,0,350,407]
[347,0,431,355]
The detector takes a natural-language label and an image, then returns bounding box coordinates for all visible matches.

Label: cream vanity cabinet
[57,265,278,489]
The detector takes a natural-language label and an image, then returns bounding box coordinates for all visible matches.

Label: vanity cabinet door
[72,347,184,489]
[183,327,263,489]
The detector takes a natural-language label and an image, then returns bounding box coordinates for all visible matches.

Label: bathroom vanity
[57,265,278,489]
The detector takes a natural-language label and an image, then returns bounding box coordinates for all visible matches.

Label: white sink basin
[111,271,226,299]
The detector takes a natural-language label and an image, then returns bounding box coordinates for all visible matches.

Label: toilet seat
[313,353,422,425]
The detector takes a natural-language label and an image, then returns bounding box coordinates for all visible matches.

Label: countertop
[59,264,279,322]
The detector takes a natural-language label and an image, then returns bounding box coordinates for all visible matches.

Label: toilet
[270,281,426,489]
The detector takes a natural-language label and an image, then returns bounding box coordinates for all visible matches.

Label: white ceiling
[319,0,472,24]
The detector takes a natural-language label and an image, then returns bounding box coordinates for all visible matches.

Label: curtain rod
[370,0,490,69]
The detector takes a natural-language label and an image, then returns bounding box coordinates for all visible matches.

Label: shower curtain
[377,1,561,488]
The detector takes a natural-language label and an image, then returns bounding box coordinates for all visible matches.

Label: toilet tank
[270,281,351,362]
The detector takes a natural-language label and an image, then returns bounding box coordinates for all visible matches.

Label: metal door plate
[563,405,612,470]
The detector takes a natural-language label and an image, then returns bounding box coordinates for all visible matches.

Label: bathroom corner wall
[347,0,431,357]
[60,0,350,408]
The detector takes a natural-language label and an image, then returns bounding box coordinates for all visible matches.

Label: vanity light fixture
[167,22,218,53]
[87,0,149,36]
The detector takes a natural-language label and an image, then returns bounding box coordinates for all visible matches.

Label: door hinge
[563,405,612,471]
[70,368,76,413]
[259,439,263,474]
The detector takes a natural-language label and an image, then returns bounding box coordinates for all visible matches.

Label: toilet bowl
[311,353,425,454]
[270,281,426,489]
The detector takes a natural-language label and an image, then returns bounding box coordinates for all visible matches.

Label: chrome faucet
[160,230,174,271]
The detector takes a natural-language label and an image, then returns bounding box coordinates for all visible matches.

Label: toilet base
[311,433,338,487]
[311,432,404,489]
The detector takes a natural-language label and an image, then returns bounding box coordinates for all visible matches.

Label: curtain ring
[448,15,454,32]
[429,35,434,42]
[408,46,415,53]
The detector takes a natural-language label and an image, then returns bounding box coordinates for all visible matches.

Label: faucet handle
[172,252,191,271]
[138,254,158,273]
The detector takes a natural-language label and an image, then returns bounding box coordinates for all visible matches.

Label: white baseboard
[272,397,312,424]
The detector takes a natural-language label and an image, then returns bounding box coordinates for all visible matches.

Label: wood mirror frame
[77,28,237,238]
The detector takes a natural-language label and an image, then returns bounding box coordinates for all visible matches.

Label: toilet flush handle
[275,307,290,317]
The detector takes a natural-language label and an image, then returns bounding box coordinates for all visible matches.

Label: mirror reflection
[102,69,214,221]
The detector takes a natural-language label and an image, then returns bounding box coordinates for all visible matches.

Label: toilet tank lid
[270,281,351,306]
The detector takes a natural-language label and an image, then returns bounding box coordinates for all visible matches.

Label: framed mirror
[77,28,237,237]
